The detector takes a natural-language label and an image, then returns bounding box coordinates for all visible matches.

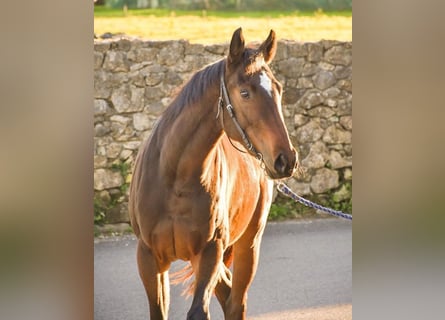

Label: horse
[128,28,298,320]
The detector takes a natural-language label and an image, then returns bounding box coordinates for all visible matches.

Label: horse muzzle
[269,148,298,179]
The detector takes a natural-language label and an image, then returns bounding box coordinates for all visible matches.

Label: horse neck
[159,71,224,185]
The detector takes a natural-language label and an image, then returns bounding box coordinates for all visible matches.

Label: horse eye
[240,89,250,99]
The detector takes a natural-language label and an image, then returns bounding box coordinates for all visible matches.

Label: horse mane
[161,59,226,127]
[160,47,264,125]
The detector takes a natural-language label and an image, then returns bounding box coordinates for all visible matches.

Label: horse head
[222,27,298,179]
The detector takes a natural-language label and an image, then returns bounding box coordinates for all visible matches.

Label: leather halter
[217,73,263,162]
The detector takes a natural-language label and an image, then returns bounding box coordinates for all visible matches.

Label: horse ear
[259,29,277,64]
[228,27,245,66]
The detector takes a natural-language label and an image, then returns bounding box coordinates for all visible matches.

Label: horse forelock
[243,48,266,75]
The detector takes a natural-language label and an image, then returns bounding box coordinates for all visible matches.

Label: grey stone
[275,41,289,60]
[94,52,104,70]
[328,150,352,169]
[295,121,324,143]
[158,42,185,66]
[95,123,110,137]
[313,71,336,90]
[111,85,145,113]
[145,73,164,86]
[310,168,339,193]
[127,48,158,62]
[339,116,352,130]
[205,44,227,55]
[94,70,112,99]
[306,43,323,62]
[129,62,151,72]
[283,89,299,104]
[106,143,122,159]
[110,121,127,138]
[325,99,337,108]
[277,57,305,77]
[119,149,133,160]
[324,45,352,66]
[110,115,131,124]
[145,86,165,100]
[94,99,109,115]
[322,126,352,144]
[337,98,352,116]
[297,77,314,89]
[103,51,129,72]
[94,169,123,191]
[133,113,151,131]
[114,126,135,142]
[287,42,307,57]
[322,87,341,98]
[338,79,352,92]
[301,141,329,169]
[94,40,111,52]
[301,63,318,76]
[145,102,165,116]
[308,107,336,118]
[128,70,146,87]
[334,65,352,79]
[297,89,324,109]
[185,43,205,55]
[98,190,111,204]
[318,62,335,71]
[286,179,312,196]
[123,141,141,150]
[116,38,132,51]
[105,203,130,224]
[94,155,108,168]
[321,39,342,50]
[165,71,183,86]
[294,114,309,127]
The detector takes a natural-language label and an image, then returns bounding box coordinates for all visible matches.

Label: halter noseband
[217,73,263,162]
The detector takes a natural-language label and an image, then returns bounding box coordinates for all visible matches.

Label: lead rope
[276,181,352,220]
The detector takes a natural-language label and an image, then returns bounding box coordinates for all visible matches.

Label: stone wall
[94,37,352,223]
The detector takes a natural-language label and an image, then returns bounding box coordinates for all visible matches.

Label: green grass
[268,196,317,221]
[94,6,352,43]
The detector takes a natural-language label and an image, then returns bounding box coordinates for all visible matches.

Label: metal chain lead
[276,182,352,221]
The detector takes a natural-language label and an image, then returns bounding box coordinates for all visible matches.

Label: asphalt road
[94,218,351,320]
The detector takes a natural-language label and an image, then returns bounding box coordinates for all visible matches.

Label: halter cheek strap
[217,74,263,162]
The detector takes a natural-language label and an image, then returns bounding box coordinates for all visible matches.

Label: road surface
[94,218,351,319]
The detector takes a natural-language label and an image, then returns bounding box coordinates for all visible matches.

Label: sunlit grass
[94,8,351,43]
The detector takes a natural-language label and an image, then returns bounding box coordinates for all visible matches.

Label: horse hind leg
[136,240,170,320]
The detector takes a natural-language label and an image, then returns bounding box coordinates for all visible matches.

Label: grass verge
[94,7,352,43]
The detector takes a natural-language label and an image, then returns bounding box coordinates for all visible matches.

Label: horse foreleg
[136,240,170,320]
[214,246,233,313]
[187,238,224,320]
[226,222,267,320]
[215,262,232,311]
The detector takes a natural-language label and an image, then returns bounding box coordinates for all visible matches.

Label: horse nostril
[274,153,289,175]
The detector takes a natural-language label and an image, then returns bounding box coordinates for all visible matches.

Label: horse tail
[170,263,195,297]
[170,245,234,297]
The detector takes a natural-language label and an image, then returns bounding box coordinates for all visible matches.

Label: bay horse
[129,28,298,320]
